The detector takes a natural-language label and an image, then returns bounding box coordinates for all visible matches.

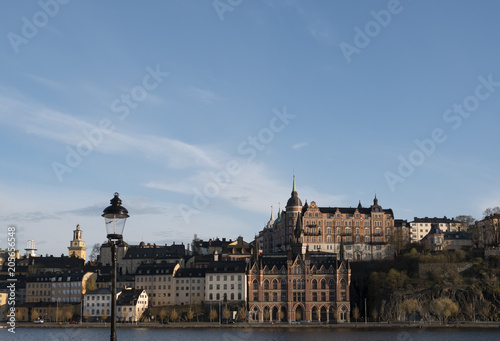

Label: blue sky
[1,0,499,256]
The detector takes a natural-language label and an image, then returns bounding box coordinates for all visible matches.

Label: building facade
[474,214,500,247]
[259,178,396,260]
[247,247,351,323]
[25,271,95,304]
[409,217,463,243]
[205,261,247,305]
[83,288,111,321]
[116,288,148,323]
[134,262,179,307]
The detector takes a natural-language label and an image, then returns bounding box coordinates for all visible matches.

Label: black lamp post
[102,192,129,341]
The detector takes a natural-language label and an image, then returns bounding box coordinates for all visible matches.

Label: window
[252,280,258,290]
[264,292,269,301]
[272,280,278,290]
[264,280,269,290]
[273,292,277,301]
[312,279,317,289]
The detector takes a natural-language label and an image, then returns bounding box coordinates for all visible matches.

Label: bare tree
[159,308,167,324]
[454,215,476,231]
[89,243,101,263]
[352,304,360,322]
[209,309,218,322]
[483,207,500,218]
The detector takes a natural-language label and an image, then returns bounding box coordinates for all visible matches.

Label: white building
[174,268,206,306]
[410,217,463,243]
[117,288,148,323]
[205,261,247,304]
[83,288,111,321]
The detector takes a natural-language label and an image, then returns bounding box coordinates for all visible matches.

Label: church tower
[68,223,87,260]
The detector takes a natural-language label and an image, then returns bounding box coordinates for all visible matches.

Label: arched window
[293,280,297,290]
[273,292,277,301]
[216,293,220,300]
[356,228,360,234]
[327,235,332,242]
[346,227,351,234]
[253,280,258,290]
[365,228,369,235]
[302,279,305,289]
[321,279,326,289]
[337,235,341,243]
[264,280,269,290]
[272,279,278,290]
[365,236,370,243]
[312,292,317,301]
[264,292,269,301]
[356,236,360,243]
[209,293,213,300]
[340,279,346,290]
[231,293,234,300]
[321,292,326,301]
[281,279,287,289]
[312,279,317,289]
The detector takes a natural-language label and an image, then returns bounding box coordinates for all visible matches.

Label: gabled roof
[116,288,146,306]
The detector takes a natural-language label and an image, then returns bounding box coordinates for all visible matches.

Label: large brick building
[259,177,396,260]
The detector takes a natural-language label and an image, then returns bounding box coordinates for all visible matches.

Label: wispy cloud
[292,142,308,150]
[187,86,219,103]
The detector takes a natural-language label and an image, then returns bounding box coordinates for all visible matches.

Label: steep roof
[116,288,145,306]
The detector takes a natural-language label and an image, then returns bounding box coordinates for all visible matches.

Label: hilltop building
[258,177,396,260]
[409,217,463,243]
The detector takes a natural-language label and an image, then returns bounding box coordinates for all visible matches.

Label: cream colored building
[134,262,179,307]
[68,224,87,261]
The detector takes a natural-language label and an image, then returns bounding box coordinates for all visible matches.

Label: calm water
[2,327,499,341]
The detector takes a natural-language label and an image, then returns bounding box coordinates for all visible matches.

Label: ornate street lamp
[102,192,129,341]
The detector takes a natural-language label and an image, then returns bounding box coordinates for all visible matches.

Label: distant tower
[68,223,87,260]
[25,240,37,257]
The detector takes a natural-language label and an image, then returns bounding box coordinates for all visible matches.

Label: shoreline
[9,321,500,330]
